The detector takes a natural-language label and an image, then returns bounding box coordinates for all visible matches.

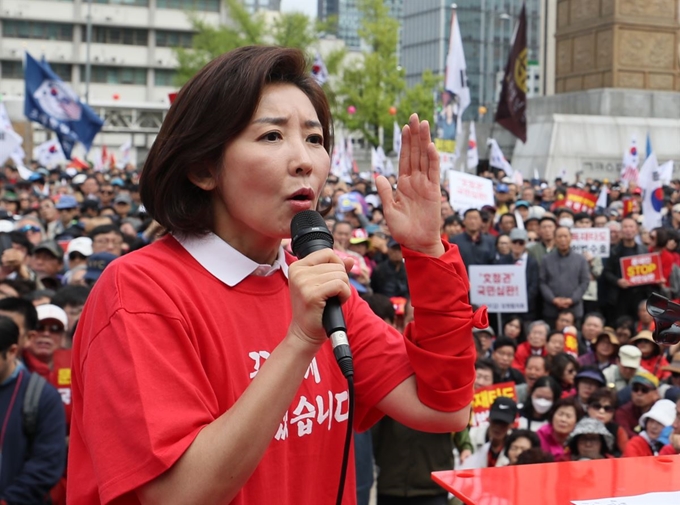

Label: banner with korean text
[620,253,662,286]
[552,188,598,215]
[570,228,610,258]
[448,170,495,212]
[469,265,527,313]
[471,382,518,427]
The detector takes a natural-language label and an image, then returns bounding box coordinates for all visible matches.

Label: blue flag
[24,52,104,159]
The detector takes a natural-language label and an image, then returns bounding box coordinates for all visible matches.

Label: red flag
[622,198,634,217]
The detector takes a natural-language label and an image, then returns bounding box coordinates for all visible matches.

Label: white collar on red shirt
[174,232,289,287]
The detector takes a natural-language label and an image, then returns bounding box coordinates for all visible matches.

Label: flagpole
[85,0,93,105]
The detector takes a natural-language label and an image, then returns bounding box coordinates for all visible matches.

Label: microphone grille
[290,210,327,238]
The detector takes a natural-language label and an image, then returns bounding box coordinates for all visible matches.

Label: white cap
[36,304,68,329]
[66,237,93,257]
[72,173,88,185]
[0,220,14,233]
[618,345,642,368]
[640,399,677,429]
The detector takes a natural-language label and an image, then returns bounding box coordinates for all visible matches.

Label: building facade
[317,0,402,50]
[401,0,542,122]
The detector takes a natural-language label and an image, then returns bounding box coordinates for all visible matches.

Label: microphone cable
[335,374,354,505]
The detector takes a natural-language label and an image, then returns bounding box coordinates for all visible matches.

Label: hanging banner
[552,188,598,215]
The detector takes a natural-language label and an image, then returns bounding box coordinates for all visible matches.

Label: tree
[173,0,323,86]
[332,0,441,152]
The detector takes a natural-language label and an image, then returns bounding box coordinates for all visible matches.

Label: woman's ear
[187,164,218,191]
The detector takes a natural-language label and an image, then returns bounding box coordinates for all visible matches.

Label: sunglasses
[37,323,64,333]
[632,384,652,394]
[589,403,615,413]
[100,190,114,195]
[18,225,41,233]
[512,240,525,245]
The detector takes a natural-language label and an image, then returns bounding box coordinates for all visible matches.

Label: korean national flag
[24,52,104,158]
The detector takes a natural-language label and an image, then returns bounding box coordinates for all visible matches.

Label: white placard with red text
[448,170,495,212]
[469,265,527,313]
[570,228,610,258]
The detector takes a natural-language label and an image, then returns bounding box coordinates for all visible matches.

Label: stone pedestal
[555,0,680,93]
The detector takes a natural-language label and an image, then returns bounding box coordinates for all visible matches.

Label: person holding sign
[602,217,659,325]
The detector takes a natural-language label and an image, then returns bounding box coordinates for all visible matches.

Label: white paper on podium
[572,491,680,505]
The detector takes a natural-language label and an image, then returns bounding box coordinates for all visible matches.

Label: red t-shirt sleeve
[77,278,217,503]
[659,444,678,456]
[400,241,486,412]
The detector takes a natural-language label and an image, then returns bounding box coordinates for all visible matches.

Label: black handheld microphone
[290,210,354,378]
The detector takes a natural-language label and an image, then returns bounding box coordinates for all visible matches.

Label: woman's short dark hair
[521,376,562,419]
[141,46,332,236]
[586,387,618,409]
[504,429,541,455]
[547,396,584,425]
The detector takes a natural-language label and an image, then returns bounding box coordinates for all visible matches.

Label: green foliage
[173,0,321,86]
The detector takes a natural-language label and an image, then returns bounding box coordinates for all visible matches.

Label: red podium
[432,455,680,505]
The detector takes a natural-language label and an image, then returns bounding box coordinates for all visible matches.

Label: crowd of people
[318,169,680,503]
[0,52,680,505]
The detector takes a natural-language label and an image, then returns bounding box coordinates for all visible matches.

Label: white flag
[620,136,639,188]
[0,102,26,166]
[659,160,674,186]
[596,186,608,209]
[534,168,540,181]
[445,9,470,117]
[384,158,395,177]
[487,138,513,176]
[0,130,23,167]
[371,146,386,175]
[393,121,402,156]
[639,151,662,232]
[33,138,66,168]
[467,122,478,171]
[119,140,134,167]
[311,51,328,86]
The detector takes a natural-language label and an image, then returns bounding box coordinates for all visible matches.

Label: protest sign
[552,188,598,215]
[471,382,518,427]
[469,265,527,313]
[570,228,610,258]
[620,253,663,286]
[448,171,495,212]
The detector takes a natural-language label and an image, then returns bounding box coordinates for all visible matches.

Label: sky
[280,0,316,18]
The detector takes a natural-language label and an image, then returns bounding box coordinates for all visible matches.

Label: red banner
[620,253,663,286]
[552,188,598,215]
[471,382,517,427]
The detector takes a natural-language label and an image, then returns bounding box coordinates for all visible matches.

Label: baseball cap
[84,252,117,282]
[111,177,125,187]
[349,228,370,245]
[66,236,93,257]
[489,397,518,425]
[509,228,528,242]
[496,183,509,194]
[36,304,68,329]
[515,200,530,208]
[618,345,642,368]
[631,369,660,389]
[34,240,64,260]
[574,367,606,386]
[114,193,132,205]
[387,237,400,249]
[55,194,79,210]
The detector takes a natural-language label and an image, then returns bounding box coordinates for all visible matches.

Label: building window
[2,20,73,41]
[93,0,149,6]
[154,69,176,86]
[49,63,73,81]
[155,30,194,48]
[83,66,147,85]
[1,60,24,79]
[156,0,220,12]
[84,27,148,45]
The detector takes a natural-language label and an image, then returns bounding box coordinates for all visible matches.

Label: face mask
[532,397,553,414]
[559,218,574,228]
